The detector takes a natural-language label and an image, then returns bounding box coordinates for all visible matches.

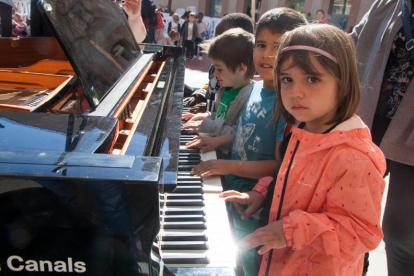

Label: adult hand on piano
[219,190,265,220]
[239,220,287,254]
[186,136,220,153]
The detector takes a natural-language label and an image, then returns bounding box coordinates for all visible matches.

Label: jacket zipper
[265,140,300,276]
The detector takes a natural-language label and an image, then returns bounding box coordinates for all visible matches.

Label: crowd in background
[1,0,413,275]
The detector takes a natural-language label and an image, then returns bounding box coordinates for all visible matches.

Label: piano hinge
[11,38,20,48]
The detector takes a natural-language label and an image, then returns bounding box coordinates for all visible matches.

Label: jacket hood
[292,115,386,175]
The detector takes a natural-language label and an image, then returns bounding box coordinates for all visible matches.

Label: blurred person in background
[0,0,15,37]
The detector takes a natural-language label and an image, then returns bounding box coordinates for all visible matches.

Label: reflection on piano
[0,0,237,275]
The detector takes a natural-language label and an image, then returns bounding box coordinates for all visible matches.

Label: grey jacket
[181,21,199,42]
[199,82,255,137]
[351,0,414,165]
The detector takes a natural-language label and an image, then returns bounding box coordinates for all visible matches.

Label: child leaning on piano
[181,28,256,150]
[186,8,308,276]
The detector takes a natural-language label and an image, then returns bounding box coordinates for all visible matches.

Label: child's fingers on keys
[200,145,212,153]
[241,205,258,220]
[220,190,242,197]
[233,202,244,213]
[257,242,276,255]
[200,170,214,177]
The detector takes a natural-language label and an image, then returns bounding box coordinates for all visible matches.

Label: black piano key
[160,199,205,207]
[181,130,197,135]
[162,255,210,265]
[178,165,196,171]
[174,186,203,193]
[161,193,204,200]
[179,148,199,153]
[160,241,209,251]
[163,221,207,230]
[178,160,200,166]
[161,232,207,242]
[180,134,196,138]
[163,214,205,222]
[161,208,205,216]
[179,154,200,159]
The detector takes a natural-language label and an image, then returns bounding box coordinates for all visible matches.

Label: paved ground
[183,55,211,89]
[183,57,389,276]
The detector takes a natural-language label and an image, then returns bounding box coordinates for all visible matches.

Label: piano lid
[37,0,142,108]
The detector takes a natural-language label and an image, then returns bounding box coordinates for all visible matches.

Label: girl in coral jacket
[221,24,387,276]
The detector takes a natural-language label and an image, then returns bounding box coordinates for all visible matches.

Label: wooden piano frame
[0,36,167,156]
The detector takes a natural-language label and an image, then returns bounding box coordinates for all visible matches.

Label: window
[210,0,223,18]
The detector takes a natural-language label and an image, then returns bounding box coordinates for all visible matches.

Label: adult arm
[350,0,382,44]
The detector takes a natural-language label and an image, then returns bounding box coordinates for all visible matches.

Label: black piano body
[0,0,184,275]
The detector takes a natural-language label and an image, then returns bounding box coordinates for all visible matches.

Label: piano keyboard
[154,110,238,275]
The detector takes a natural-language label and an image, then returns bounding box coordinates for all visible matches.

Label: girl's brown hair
[272,24,360,125]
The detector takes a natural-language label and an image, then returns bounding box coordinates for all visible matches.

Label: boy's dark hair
[201,28,255,79]
[316,9,325,15]
[215,13,254,36]
[181,11,190,20]
[255,8,307,39]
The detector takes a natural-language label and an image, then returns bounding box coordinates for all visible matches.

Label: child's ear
[238,63,248,76]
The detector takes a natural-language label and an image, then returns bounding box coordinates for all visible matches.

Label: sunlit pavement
[184,55,210,89]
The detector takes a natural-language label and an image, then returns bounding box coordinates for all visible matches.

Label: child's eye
[307,77,320,83]
[217,69,222,72]
[280,77,292,83]
[255,43,266,49]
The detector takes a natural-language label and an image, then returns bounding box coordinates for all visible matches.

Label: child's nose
[290,83,304,98]
[263,47,276,59]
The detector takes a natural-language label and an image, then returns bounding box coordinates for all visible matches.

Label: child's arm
[186,134,233,153]
[220,175,273,220]
[191,159,277,179]
[191,142,280,178]
[123,0,147,43]
[240,220,287,254]
[220,190,265,220]
[281,159,385,261]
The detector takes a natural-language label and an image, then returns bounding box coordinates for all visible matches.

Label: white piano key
[160,193,238,268]
[199,151,223,193]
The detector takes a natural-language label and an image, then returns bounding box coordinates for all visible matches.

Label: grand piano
[0,0,237,275]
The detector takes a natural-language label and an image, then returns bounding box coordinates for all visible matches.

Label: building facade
[155,0,375,32]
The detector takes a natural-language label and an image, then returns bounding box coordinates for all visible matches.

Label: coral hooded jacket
[253,115,386,276]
